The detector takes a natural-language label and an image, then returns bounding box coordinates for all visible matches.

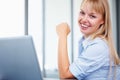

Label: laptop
[0,35,43,80]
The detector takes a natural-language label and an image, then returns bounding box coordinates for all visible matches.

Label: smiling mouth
[81,24,90,30]
[81,24,89,27]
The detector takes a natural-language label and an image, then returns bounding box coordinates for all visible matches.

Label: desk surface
[43,78,77,80]
[43,78,59,80]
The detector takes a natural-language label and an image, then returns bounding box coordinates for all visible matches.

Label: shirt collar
[82,36,92,49]
[81,36,103,49]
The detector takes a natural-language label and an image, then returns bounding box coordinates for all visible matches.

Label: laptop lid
[0,36,43,80]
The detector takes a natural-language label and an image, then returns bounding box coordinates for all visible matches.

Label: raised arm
[56,23,74,79]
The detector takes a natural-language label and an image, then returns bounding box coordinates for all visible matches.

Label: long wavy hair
[80,0,120,79]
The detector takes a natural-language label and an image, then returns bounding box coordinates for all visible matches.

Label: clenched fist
[56,23,70,37]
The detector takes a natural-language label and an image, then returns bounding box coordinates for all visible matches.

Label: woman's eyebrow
[89,13,96,15]
[80,9,84,11]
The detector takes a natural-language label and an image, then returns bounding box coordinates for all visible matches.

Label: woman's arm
[56,23,74,79]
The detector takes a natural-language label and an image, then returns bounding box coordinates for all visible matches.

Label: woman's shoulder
[87,37,108,49]
[81,37,109,57]
[79,36,109,51]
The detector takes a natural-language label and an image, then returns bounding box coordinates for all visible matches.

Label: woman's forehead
[80,1,103,14]
[81,3,96,13]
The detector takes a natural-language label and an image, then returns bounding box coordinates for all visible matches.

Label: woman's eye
[90,15,96,18]
[79,11,85,15]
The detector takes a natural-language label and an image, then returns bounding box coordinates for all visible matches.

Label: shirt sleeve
[69,42,109,79]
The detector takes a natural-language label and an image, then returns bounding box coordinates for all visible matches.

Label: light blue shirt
[69,37,120,80]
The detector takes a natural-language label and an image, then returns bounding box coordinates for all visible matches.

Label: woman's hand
[56,22,74,79]
[56,23,70,37]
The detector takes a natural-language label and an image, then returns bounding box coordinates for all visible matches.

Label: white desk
[43,78,59,80]
[43,78,77,80]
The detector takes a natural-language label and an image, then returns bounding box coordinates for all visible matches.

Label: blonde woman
[56,0,120,80]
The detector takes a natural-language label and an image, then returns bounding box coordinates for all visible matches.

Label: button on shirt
[69,37,120,80]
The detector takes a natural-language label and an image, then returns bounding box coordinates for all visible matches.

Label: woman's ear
[101,20,104,25]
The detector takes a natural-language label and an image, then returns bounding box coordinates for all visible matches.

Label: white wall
[0,0,24,37]
[28,0,43,71]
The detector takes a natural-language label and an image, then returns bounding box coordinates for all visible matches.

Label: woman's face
[78,3,104,38]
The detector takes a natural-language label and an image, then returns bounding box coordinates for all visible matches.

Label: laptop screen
[0,36,43,80]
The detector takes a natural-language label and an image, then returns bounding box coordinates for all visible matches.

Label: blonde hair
[81,0,120,79]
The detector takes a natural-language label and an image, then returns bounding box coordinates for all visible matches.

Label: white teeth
[82,24,88,28]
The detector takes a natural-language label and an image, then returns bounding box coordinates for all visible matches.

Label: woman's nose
[78,15,88,24]
[81,15,88,22]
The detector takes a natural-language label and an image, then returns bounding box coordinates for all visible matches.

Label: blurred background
[0,0,119,79]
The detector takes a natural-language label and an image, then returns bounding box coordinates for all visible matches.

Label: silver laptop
[0,35,43,80]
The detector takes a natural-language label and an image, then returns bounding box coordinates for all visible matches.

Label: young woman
[56,0,120,80]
